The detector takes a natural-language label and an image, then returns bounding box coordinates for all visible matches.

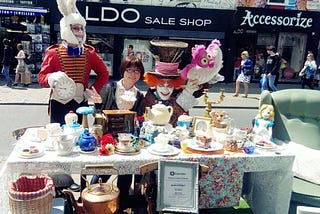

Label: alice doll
[253,104,275,142]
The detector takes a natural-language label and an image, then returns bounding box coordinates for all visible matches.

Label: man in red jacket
[38,0,109,125]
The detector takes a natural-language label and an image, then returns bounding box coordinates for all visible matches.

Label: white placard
[157,160,199,213]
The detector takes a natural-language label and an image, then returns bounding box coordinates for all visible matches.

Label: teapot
[63,164,119,214]
[63,120,83,139]
[78,128,96,152]
[145,102,173,125]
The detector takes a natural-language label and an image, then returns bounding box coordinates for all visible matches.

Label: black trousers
[301,76,314,89]
[49,99,88,125]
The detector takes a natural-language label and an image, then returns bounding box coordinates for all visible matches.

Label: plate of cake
[17,145,45,159]
[188,138,224,152]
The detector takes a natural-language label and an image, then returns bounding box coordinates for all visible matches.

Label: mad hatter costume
[141,40,200,126]
[38,0,109,125]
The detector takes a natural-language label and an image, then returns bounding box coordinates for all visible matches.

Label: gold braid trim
[56,44,88,84]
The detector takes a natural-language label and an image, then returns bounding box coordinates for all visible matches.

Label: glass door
[277,32,307,79]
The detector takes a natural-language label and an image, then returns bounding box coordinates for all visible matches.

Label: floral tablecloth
[0,129,295,214]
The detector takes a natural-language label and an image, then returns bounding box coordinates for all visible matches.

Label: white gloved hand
[185,79,200,95]
[48,71,69,88]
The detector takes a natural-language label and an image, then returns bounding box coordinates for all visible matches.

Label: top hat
[144,40,188,87]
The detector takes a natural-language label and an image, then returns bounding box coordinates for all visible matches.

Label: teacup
[46,123,61,137]
[117,133,134,151]
[153,133,170,152]
[53,134,75,156]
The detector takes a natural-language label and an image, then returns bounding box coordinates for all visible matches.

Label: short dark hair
[3,38,10,45]
[266,45,276,52]
[128,45,133,49]
[119,56,145,79]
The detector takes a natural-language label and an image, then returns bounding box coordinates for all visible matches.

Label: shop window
[277,32,307,79]
[123,38,154,72]
[87,34,114,76]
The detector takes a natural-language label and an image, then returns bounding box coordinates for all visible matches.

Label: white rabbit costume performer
[38,0,109,125]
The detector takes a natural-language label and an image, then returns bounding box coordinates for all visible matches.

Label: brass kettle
[64,165,119,214]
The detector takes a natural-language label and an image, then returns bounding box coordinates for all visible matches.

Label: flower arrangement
[98,133,117,156]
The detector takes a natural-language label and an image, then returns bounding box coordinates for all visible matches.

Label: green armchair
[260,89,320,213]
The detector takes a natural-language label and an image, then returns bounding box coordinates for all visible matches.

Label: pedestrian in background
[1,38,13,87]
[13,43,28,87]
[127,44,134,56]
[261,45,281,92]
[299,52,317,89]
[233,51,253,98]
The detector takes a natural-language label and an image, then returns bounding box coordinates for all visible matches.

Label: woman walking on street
[233,51,253,98]
[299,52,317,89]
[13,44,28,87]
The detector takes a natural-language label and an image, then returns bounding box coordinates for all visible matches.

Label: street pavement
[0,76,309,106]
[1,75,314,131]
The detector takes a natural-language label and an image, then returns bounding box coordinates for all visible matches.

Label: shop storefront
[43,2,233,79]
[232,7,320,82]
[0,5,49,75]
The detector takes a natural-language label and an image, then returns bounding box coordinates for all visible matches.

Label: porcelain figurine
[253,104,275,142]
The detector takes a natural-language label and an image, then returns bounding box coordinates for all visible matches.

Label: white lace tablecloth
[0,129,295,214]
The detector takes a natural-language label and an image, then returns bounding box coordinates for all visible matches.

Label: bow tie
[67,46,83,57]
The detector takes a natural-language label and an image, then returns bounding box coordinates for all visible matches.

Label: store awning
[0,5,48,17]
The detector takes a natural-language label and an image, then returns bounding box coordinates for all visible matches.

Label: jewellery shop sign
[233,7,320,32]
[77,2,232,32]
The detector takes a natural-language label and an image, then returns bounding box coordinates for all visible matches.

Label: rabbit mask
[57,0,86,46]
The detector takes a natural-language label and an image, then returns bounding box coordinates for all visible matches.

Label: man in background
[261,45,281,92]
[1,38,14,87]
[127,44,134,56]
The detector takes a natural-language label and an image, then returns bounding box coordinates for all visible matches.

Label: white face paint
[156,80,174,100]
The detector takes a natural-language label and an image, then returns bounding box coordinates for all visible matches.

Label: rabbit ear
[57,0,78,16]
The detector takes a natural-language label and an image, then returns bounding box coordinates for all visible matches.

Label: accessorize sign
[233,7,320,32]
[157,160,199,213]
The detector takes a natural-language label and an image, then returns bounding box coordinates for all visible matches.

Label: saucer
[256,141,277,150]
[150,144,172,153]
[77,147,97,154]
[115,148,140,155]
[148,144,180,156]
[116,145,134,153]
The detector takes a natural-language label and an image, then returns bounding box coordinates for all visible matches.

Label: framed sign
[157,160,199,213]
[192,116,212,136]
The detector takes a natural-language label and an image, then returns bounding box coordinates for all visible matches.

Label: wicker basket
[8,175,54,214]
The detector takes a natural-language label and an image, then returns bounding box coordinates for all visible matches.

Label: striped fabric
[57,44,88,84]
[9,175,54,200]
